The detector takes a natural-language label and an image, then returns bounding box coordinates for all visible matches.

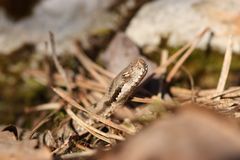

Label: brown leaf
[97,105,240,160]
[0,126,52,160]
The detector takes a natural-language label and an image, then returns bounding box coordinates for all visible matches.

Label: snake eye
[122,71,130,78]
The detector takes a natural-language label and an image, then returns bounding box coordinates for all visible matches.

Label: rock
[101,32,141,74]
[0,0,118,54]
[126,0,240,53]
[100,32,157,76]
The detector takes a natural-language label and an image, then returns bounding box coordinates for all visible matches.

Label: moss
[0,52,51,124]
[147,46,240,88]
[90,27,113,37]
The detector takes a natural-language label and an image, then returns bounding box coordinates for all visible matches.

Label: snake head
[105,58,148,106]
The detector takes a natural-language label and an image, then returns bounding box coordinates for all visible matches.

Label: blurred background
[0,0,240,128]
[1,0,240,160]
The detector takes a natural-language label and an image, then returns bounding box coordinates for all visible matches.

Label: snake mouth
[104,78,140,106]
[115,67,147,103]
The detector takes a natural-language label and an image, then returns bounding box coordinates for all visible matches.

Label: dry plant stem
[66,108,124,142]
[78,92,96,112]
[25,69,49,85]
[44,42,54,87]
[171,87,217,99]
[65,108,113,144]
[180,66,195,101]
[78,93,92,108]
[49,32,78,149]
[173,86,240,108]
[88,59,115,80]
[166,42,196,82]
[154,42,191,76]
[197,87,240,101]
[54,74,104,91]
[212,87,240,98]
[74,142,92,151]
[166,28,209,82]
[216,36,233,100]
[49,32,72,92]
[29,110,60,138]
[153,27,209,77]
[76,81,105,92]
[76,75,106,92]
[53,87,135,134]
[52,138,70,154]
[74,43,115,79]
[87,92,100,104]
[53,74,76,88]
[131,97,154,104]
[160,49,169,73]
[25,102,62,112]
[61,150,96,159]
[73,45,109,87]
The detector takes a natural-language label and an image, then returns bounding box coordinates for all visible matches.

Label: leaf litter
[3,27,240,160]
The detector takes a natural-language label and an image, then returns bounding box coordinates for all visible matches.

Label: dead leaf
[0,126,52,160]
[97,105,240,160]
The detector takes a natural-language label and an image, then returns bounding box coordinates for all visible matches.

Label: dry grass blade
[65,108,124,143]
[180,66,195,101]
[52,87,135,134]
[154,42,191,76]
[74,43,114,79]
[72,44,109,87]
[131,97,154,104]
[170,87,193,96]
[50,33,121,144]
[76,76,106,93]
[49,32,72,92]
[211,87,240,99]
[29,110,60,138]
[197,87,240,101]
[24,69,49,85]
[154,27,209,77]
[74,142,93,151]
[61,150,96,159]
[78,93,92,109]
[216,36,233,99]
[25,102,62,112]
[52,139,70,154]
[159,49,169,73]
[166,28,210,82]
